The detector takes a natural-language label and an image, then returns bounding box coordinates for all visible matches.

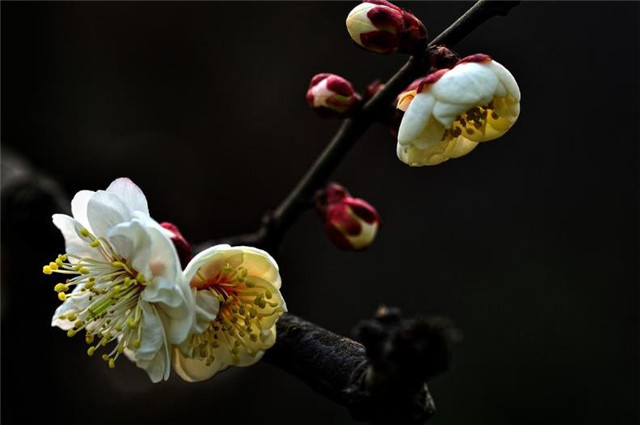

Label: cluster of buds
[315,183,380,251]
[306,73,362,118]
[346,0,427,54]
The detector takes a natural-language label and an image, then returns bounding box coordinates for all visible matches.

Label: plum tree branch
[199,0,520,252]
[263,308,459,424]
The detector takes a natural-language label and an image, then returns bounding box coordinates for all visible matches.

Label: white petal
[173,345,232,383]
[134,302,171,382]
[183,244,232,283]
[443,137,478,158]
[106,178,150,216]
[193,290,219,334]
[397,92,436,146]
[235,343,268,368]
[431,101,470,128]
[412,116,446,149]
[494,81,507,98]
[70,190,94,229]
[86,190,131,238]
[486,60,521,101]
[431,62,498,106]
[239,277,286,329]
[52,214,100,262]
[51,287,91,330]
[396,143,449,167]
[143,276,193,345]
[107,219,153,278]
[234,246,281,290]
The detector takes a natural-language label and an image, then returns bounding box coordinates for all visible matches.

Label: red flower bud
[315,183,380,251]
[160,222,193,268]
[363,79,385,102]
[346,0,428,55]
[306,73,362,118]
[428,45,460,69]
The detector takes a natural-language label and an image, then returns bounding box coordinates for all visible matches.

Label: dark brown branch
[200,0,521,251]
[264,308,459,424]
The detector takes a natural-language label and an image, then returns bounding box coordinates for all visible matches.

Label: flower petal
[86,190,131,238]
[70,190,94,230]
[52,214,101,262]
[51,287,91,330]
[106,178,150,216]
[173,345,232,383]
[183,244,230,280]
[443,137,478,158]
[107,219,153,278]
[193,289,219,335]
[133,301,171,382]
[412,115,447,149]
[144,276,193,345]
[431,62,498,106]
[235,246,281,290]
[108,219,192,345]
[397,92,436,146]
[432,101,470,128]
[486,60,520,102]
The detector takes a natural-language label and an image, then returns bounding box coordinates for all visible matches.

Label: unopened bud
[346,0,427,55]
[428,45,460,70]
[363,79,385,102]
[306,73,362,118]
[315,183,380,251]
[160,222,192,268]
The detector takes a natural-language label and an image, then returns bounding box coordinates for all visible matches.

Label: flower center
[441,100,499,141]
[187,263,284,366]
[43,227,148,369]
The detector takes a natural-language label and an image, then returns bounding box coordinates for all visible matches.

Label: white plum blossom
[44,178,194,382]
[173,245,286,382]
[397,54,521,166]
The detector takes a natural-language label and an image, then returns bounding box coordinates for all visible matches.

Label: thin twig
[198,0,521,252]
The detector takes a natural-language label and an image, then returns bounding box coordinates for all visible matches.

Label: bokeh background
[1,1,638,424]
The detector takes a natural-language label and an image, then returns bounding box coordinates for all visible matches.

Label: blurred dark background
[1,1,638,424]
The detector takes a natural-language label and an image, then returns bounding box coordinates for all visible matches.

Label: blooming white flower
[44,178,194,382]
[173,245,286,382]
[397,54,521,166]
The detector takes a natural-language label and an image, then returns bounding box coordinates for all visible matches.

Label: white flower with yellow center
[173,245,286,382]
[397,54,521,166]
[44,178,194,382]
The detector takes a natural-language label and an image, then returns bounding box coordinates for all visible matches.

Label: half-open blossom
[397,54,521,166]
[44,178,193,382]
[173,245,286,382]
[306,73,362,118]
[315,183,380,251]
[346,0,427,54]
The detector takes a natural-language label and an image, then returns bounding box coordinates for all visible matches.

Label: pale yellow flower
[173,245,286,382]
[397,54,521,166]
